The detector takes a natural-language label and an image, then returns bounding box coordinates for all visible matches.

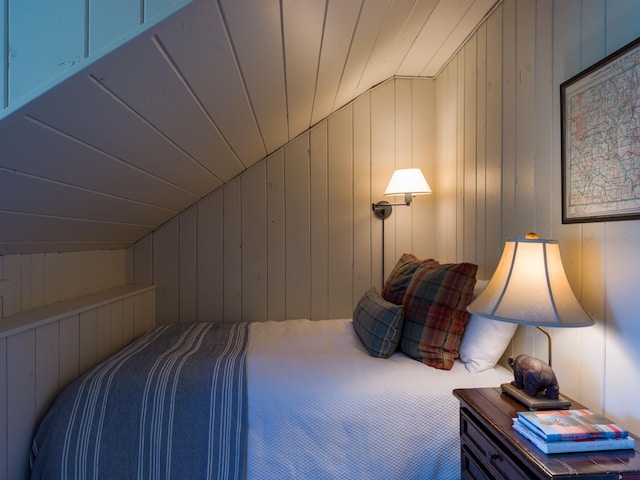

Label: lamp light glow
[467,235,593,327]
[383,168,432,204]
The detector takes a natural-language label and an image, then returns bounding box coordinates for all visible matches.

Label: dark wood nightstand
[453,387,640,480]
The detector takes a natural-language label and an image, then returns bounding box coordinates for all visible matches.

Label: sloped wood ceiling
[0,0,498,255]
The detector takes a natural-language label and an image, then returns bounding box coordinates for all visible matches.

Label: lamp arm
[536,326,552,368]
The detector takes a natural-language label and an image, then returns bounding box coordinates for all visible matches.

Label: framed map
[561,36,640,223]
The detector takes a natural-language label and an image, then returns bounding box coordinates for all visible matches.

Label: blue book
[516,409,628,442]
[512,419,635,454]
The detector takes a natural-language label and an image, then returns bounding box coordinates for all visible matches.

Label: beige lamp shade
[467,236,594,327]
[384,168,431,198]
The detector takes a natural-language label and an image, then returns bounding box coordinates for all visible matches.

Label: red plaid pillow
[401,262,477,370]
[382,253,438,305]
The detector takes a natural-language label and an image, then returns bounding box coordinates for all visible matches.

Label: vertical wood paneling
[96,305,112,362]
[179,206,198,322]
[0,0,5,109]
[133,234,153,285]
[371,83,396,284]
[0,287,155,480]
[576,0,610,414]
[501,0,517,238]
[309,123,329,320]
[44,253,61,305]
[143,77,437,323]
[241,164,268,321]
[605,0,640,52]
[411,79,436,261]
[455,54,465,260]
[223,178,242,321]
[197,191,223,322]
[352,94,372,304]
[89,0,142,55]
[463,37,478,262]
[514,0,536,236]
[284,135,311,318]
[35,322,59,421]
[327,106,353,317]
[153,218,179,324]
[0,338,7,479]
[1,255,20,317]
[8,0,85,103]
[21,253,45,311]
[266,151,286,320]
[484,6,503,274]
[59,315,80,389]
[393,80,414,257]
[475,25,488,277]
[7,330,35,480]
[122,297,135,344]
[534,0,553,239]
[79,309,97,373]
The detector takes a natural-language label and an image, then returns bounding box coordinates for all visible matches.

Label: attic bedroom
[2,0,640,479]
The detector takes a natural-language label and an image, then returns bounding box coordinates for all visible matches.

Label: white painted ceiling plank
[0,170,174,226]
[311,0,361,125]
[420,0,499,77]
[0,0,500,254]
[333,0,393,111]
[26,72,220,197]
[397,0,474,76]
[154,0,267,168]
[355,0,418,98]
[360,0,439,85]
[92,32,244,184]
[220,0,289,154]
[283,0,326,139]
[0,212,152,245]
[0,117,198,210]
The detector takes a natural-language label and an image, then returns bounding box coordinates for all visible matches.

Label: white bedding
[247,318,511,480]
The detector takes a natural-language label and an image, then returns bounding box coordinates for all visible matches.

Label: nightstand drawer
[460,407,531,480]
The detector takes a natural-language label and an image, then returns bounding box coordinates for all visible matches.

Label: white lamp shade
[384,168,431,196]
[467,236,594,327]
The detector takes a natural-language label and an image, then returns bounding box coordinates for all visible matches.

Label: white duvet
[247,318,511,480]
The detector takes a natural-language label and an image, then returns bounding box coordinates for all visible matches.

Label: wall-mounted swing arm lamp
[371,168,432,220]
[372,168,431,283]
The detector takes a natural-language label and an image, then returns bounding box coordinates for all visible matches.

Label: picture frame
[560,35,640,224]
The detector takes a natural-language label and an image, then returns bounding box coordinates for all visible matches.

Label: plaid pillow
[401,262,477,370]
[382,253,438,305]
[353,288,404,358]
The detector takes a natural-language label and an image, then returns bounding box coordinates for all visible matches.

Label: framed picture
[560,36,640,224]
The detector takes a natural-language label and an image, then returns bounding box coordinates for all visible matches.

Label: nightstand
[453,387,640,480]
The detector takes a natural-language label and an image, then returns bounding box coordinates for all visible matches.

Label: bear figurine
[508,354,559,400]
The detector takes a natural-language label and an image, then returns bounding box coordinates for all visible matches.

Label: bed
[30,256,518,480]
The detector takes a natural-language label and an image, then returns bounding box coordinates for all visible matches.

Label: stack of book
[512,409,636,454]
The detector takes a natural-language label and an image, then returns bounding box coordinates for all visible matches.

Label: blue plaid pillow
[353,288,404,358]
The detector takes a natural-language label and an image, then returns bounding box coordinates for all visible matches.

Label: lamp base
[501,382,572,411]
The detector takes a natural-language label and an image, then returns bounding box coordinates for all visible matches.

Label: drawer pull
[485,452,500,462]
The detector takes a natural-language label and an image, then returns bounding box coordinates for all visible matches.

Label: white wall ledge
[0,284,157,339]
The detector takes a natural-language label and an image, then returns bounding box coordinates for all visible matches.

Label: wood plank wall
[130,78,439,324]
[435,0,640,435]
[0,251,156,479]
[0,0,191,114]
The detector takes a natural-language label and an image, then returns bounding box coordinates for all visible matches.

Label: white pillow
[459,279,517,373]
[459,314,517,373]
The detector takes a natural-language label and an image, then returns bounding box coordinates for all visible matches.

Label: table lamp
[467,233,594,409]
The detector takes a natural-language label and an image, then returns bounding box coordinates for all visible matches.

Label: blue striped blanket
[30,322,249,480]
